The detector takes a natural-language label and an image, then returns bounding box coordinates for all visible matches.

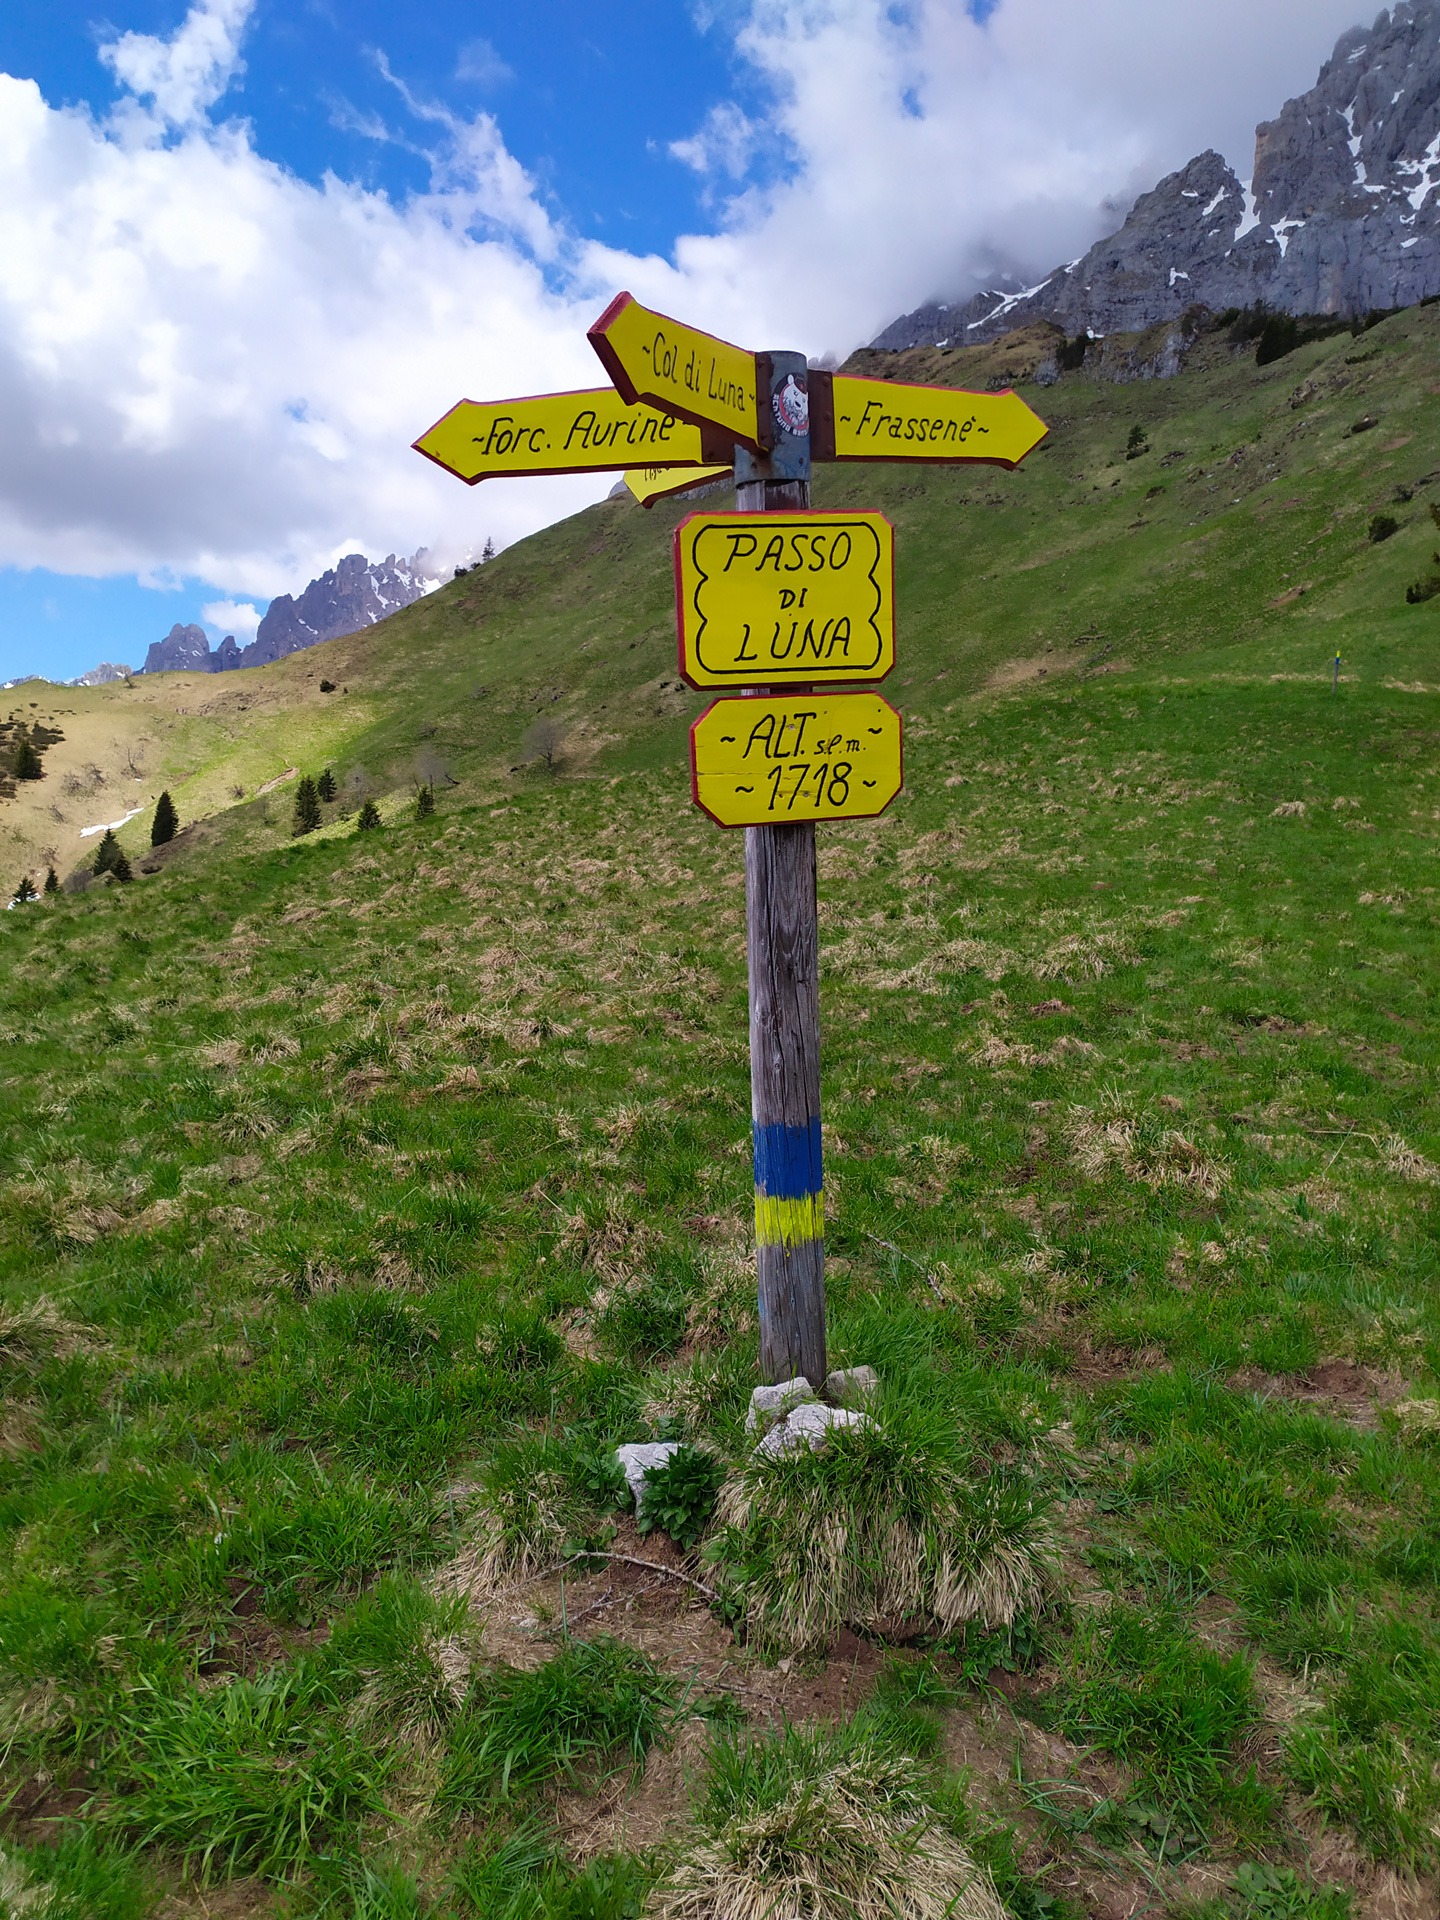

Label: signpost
[675,510,895,689]
[416,292,1046,1392]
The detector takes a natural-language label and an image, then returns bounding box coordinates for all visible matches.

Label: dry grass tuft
[0,1295,86,1368]
[1381,1135,1440,1185]
[1065,1097,1228,1199]
[1393,1398,1440,1441]
[439,1450,588,1599]
[649,1728,1007,1920]
[710,1408,1054,1655]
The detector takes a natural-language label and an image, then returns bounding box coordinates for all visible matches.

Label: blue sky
[0,0,1368,686]
[0,0,757,682]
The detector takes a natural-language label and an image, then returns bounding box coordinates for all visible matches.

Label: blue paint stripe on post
[753,1117,823,1200]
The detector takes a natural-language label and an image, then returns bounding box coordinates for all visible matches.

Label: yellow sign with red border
[590,292,762,450]
[414,387,728,484]
[690,691,902,828]
[675,510,894,690]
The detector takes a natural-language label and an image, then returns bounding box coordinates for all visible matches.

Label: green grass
[5,308,1440,1911]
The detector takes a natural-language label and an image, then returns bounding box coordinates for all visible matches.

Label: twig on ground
[563,1550,719,1600]
[864,1230,949,1302]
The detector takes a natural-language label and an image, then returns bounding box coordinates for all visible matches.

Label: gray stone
[615,1441,680,1511]
[825,1365,879,1409]
[745,1376,819,1436]
[873,3,1440,353]
[756,1402,871,1460]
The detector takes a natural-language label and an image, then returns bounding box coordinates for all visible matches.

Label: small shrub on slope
[708,1402,1054,1655]
[649,1717,1007,1920]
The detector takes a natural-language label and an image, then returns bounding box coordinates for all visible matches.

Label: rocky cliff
[874,2,1440,350]
[138,551,437,675]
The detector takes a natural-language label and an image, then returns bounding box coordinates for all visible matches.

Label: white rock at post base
[756,1402,871,1460]
[615,1441,680,1511]
[745,1377,819,1436]
[825,1366,879,1409]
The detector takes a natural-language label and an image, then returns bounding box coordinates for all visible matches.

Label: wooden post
[736,352,827,1389]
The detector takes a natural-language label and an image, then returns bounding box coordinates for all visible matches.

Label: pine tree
[481,537,496,563]
[11,875,37,905]
[414,783,435,821]
[292,775,322,836]
[151,790,178,845]
[43,867,58,895]
[356,799,381,832]
[317,768,337,803]
[93,828,121,876]
[13,730,42,780]
[111,848,134,883]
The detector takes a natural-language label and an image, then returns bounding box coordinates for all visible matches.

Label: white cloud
[99,0,252,133]
[201,597,262,640]
[456,38,514,89]
[0,0,1375,627]
[670,102,760,178]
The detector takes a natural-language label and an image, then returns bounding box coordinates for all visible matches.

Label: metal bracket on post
[733,351,827,1389]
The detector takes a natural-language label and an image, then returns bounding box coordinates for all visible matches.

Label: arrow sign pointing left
[414,386,731,484]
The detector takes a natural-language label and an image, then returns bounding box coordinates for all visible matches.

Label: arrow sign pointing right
[589,292,765,452]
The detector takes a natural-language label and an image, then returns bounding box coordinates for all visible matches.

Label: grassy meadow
[3,305,1440,1918]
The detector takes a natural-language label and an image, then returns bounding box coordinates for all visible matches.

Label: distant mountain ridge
[874,1,1440,352]
[137,550,438,676]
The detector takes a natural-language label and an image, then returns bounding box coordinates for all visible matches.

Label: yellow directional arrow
[625,465,731,508]
[589,292,763,451]
[415,387,730,484]
[810,372,1047,468]
[691,691,903,829]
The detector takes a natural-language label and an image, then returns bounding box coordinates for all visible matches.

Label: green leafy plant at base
[150,790,178,845]
[708,1404,1054,1655]
[1184,1862,1353,1920]
[649,1717,1008,1920]
[439,1638,678,1811]
[636,1444,724,1548]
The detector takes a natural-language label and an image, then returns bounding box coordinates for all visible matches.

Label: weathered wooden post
[735,353,826,1388]
[421,293,1048,1396]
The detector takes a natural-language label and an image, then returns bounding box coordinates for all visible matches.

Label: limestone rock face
[140,623,214,674]
[874,2,1440,349]
[137,552,437,675]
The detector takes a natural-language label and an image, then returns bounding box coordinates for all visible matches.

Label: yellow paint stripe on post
[625,464,731,509]
[754,1191,824,1253]
[414,387,725,484]
[589,292,764,450]
[690,691,903,829]
[810,372,1048,469]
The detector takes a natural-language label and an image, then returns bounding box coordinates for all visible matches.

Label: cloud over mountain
[0,0,1371,608]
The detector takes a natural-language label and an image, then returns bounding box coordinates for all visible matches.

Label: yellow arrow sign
[691,692,902,828]
[590,292,763,451]
[810,372,1047,468]
[414,387,730,484]
[675,510,895,690]
[625,464,731,509]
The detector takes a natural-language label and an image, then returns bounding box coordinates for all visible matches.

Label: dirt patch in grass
[1228,1359,1411,1430]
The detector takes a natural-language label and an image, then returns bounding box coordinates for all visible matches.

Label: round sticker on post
[773,374,810,439]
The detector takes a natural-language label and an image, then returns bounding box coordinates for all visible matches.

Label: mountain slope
[876,1,1440,350]
[6,300,1440,893]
